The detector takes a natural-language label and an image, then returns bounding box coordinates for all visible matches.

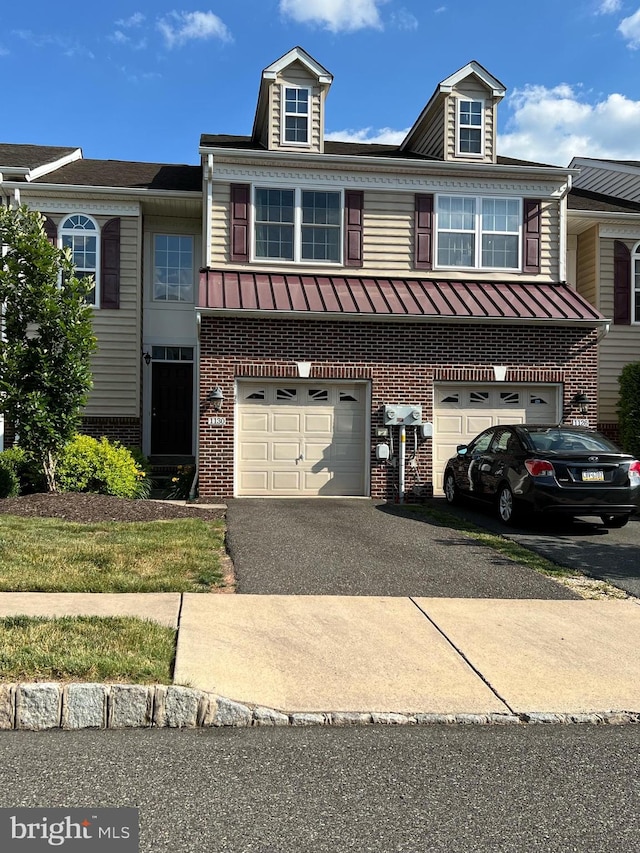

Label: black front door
[151,362,193,454]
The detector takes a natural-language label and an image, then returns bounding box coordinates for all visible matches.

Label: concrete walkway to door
[225,499,578,599]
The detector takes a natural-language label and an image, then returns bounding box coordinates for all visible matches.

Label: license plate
[582,470,604,482]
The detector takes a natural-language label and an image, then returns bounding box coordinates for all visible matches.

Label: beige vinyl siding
[86,214,140,417]
[270,63,322,153]
[410,108,445,160]
[596,238,640,422]
[445,82,496,163]
[576,226,598,307]
[211,182,559,280]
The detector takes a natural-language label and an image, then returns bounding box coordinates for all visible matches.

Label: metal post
[399,424,406,503]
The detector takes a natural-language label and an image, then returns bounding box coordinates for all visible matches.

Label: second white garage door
[236,382,368,496]
[432,384,561,493]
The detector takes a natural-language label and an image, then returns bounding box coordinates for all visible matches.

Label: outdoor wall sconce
[142,351,152,366]
[571,392,589,415]
[208,386,224,411]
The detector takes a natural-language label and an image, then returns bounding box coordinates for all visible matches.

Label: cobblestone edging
[0,684,639,729]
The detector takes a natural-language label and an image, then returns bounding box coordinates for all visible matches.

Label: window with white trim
[60,214,99,305]
[436,195,521,270]
[283,86,310,144]
[457,99,483,156]
[153,235,194,302]
[633,242,640,323]
[254,188,341,263]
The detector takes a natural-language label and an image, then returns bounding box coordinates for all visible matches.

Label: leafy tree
[0,205,97,491]
[618,362,640,458]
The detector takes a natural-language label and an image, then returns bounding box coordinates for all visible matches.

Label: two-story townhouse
[195,47,604,501]
[0,144,202,465]
[567,158,640,442]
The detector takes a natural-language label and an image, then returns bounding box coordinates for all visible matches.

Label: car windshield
[524,428,620,454]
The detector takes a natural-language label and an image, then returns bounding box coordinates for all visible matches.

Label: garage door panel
[433,384,560,494]
[237,382,367,496]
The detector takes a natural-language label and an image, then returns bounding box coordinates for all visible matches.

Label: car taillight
[525,459,555,477]
[629,460,640,486]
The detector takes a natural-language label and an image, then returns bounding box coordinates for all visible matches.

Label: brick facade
[198,316,599,501]
[80,417,142,448]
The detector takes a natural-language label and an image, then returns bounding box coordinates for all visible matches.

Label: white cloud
[116,12,146,28]
[619,8,640,48]
[499,84,640,165]
[434,5,447,12]
[326,126,409,145]
[0,45,8,56]
[13,29,94,59]
[390,8,418,30]
[279,0,387,32]
[157,10,232,48]
[596,0,621,13]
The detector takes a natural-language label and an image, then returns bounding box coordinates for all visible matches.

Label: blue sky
[3,0,640,167]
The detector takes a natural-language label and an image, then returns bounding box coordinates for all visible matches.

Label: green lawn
[0,615,175,683]
[0,516,226,592]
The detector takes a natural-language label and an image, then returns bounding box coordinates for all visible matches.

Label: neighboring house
[196,47,603,500]
[0,144,202,462]
[1,49,607,501]
[568,158,640,441]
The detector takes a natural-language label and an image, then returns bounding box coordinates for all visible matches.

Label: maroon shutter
[414,194,433,270]
[43,216,57,246]
[344,190,364,267]
[523,199,541,274]
[230,184,250,262]
[614,240,631,325]
[100,218,120,309]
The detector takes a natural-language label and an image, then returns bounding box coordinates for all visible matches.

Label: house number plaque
[207,417,227,426]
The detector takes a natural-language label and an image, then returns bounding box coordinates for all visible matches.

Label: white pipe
[399,424,406,504]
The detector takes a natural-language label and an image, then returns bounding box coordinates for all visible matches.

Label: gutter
[0,181,202,199]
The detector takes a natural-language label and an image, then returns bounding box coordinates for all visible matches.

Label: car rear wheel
[600,514,630,529]
[444,470,459,505]
[497,484,517,525]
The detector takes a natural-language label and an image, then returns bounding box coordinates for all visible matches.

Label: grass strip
[0,616,175,683]
[0,516,225,592]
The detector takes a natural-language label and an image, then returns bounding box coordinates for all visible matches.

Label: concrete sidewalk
[172,595,640,717]
[1,593,639,720]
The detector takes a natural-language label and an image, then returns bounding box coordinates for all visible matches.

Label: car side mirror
[457,445,468,456]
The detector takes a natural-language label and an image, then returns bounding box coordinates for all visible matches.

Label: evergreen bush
[618,362,640,458]
[57,435,147,498]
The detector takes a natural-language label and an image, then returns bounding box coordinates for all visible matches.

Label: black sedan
[443,424,640,527]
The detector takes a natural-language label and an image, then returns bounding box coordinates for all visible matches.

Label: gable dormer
[401,61,505,164]
[251,47,333,154]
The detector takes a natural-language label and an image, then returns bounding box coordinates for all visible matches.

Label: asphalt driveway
[225,499,578,599]
[437,498,640,598]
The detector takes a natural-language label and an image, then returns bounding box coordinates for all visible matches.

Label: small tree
[0,205,97,491]
[618,362,640,458]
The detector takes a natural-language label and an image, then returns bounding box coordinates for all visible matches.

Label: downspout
[204,154,213,268]
[188,310,202,501]
[559,175,571,284]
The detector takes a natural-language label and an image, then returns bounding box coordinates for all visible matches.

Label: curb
[1,683,639,729]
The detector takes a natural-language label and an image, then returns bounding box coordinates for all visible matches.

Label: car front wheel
[444,470,459,505]
[497,484,517,525]
[600,514,630,529]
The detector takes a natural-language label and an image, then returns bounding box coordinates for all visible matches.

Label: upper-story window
[60,214,99,305]
[436,195,520,270]
[254,188,341,263]
[153,235,194,302]
[283,86,310,144]
[457,99,483,156]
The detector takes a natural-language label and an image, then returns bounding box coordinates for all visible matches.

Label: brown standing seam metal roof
[198,271,604,324]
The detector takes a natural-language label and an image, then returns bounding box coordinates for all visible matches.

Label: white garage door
[432,384,561,493]
[236,382,368,496]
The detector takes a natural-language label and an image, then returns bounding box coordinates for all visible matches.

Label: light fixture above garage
[208,386,224,411]
[571,391,589,415]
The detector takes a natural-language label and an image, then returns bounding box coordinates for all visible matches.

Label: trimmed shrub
[0,447,44,496]
[618,363,640,458]
[0,458,19,498]
[57,435,147,498]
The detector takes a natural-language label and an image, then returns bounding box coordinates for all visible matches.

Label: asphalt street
[0,727,638,853]
[226,499,578,598]
[435,497,640,598]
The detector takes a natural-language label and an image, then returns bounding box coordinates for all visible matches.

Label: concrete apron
[174,596,640,717]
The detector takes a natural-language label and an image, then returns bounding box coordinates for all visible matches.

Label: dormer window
[283,86,310,144]
[457,99,483,156]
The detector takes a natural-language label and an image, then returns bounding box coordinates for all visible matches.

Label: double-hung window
[153,235,194,302]
[436,195,521,270]
[633,243,640,322]
[283,86,310,144]
[254,188,341,263]
[61,214,99,305]
[457,99,483,156]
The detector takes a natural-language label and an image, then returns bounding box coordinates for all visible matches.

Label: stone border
[0,684,638,729]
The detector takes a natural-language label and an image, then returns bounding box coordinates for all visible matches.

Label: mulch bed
[0,493,226,523]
